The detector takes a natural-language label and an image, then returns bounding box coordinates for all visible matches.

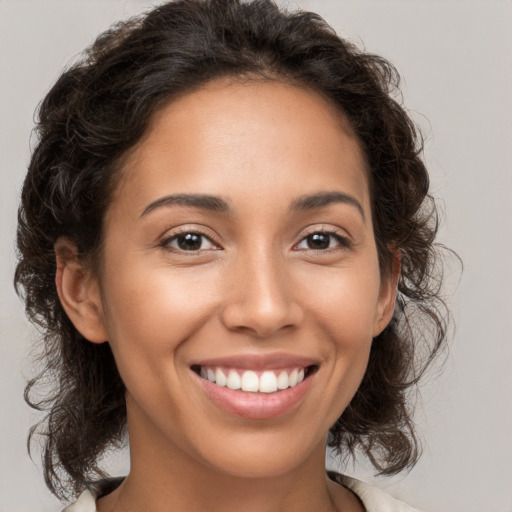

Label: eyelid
[159,225,223,251]
[293,225,352,251]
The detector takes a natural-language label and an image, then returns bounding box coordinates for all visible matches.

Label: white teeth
[200,366,310,393]
[241,370,259,392]
[277,370,289,390]
[226,370,241,390]
[289,368,298,387]
[215,368,227,387]
[259,371,278,393]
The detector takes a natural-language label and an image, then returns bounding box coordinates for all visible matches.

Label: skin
[56,79,398,512]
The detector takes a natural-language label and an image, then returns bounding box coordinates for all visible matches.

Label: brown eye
[306,233,330,250]
[164,232,217,252]
[296,231,349,251]
[177,233,202,250]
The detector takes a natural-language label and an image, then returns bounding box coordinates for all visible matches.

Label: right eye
[294,230,351,252]
[162,232,219,252]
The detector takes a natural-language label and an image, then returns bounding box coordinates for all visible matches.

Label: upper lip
[191,353,319,370]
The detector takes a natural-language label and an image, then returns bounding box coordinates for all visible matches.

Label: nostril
[219,287,304,338]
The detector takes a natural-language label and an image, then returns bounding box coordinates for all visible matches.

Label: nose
[220,251,304,338]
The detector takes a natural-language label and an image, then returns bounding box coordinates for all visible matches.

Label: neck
[97,399,358,512]
[105,442,335,512]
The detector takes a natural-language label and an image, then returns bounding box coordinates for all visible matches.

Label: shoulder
[63,474,420,512]
[61,489,96,512]
[328,472,423,512]
[61,478,124,512]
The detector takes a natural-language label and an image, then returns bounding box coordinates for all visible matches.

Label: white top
[340,475,421,512]
[62,474,421,512]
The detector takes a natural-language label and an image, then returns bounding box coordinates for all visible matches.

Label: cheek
[99,257,222,369]
[305,263,382,340]
[97,262,224,436]
[301,262,380,403]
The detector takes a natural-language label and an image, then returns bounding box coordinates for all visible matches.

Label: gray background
[1,1,511,511]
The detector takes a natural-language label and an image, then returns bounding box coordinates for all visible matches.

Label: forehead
[111,79,370,218]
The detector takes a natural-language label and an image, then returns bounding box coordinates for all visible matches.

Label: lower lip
[195,372,313,420]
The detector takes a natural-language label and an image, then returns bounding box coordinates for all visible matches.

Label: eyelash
[160,228,221,253]
[159,228,351,254]
[294,229,351,252]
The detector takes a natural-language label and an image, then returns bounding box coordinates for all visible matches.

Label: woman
[15,1,449,510]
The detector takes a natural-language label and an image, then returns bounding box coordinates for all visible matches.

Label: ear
[55,238,108,344]
[373,249,401,337]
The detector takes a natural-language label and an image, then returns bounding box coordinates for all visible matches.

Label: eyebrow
[140,190,365,220]
[290,191,365,221]
[141,194,231,217]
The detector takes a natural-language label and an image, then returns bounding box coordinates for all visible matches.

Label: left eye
[164,232,217,251]
[296,232,346,251]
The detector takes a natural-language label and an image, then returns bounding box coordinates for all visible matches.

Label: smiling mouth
[191,365,318,394]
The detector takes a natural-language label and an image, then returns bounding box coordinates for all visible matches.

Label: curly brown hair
[15,0,450,500]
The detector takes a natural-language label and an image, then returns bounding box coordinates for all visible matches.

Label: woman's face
[93,79,396,477]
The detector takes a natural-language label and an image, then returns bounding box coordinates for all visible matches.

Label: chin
[200,438,322,480]
[179,417,330,481]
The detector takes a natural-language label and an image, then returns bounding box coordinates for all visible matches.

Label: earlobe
[55,238,108,344]
[373,249,401,337]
